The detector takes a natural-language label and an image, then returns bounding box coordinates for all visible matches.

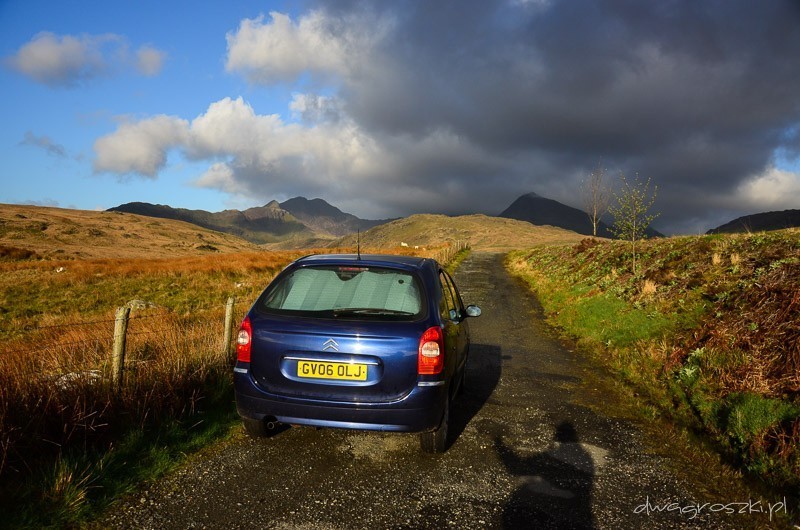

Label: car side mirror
[465,305,481,318]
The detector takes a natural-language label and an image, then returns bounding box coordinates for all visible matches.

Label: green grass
[545,289,683,348]
[717,393,800,448]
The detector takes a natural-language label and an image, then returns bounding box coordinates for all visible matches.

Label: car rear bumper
[234,366,447,433]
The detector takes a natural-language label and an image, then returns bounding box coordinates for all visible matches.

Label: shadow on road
[495,422,596,529]
[449,342,502,445]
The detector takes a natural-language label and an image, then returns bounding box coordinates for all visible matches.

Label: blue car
[233,253,480,452]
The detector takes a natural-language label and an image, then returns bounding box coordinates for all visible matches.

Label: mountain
[108,197,390,244]
[499,192,663,238]
[499,192,614,237]
[108,201,311,244]
[707,209,800,234]
[279,197,391,237]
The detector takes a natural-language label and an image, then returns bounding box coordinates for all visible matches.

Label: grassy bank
[0,243,465,527]
[507,230,799,496]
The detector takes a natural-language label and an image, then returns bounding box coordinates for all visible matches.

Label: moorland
[1,202,798,526]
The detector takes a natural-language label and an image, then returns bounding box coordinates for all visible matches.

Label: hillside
[708,209,800,234]
[329,213,585,251]
[0,204,259,259]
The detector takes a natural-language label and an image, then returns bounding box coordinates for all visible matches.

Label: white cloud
[187,97,287,157]
[195,162,245,194]
[290,93,344,123]
[136,45,166,76]
[6,32,114,87]
[93,115,189,176]
[185,97,382,192]
[92,95,504,217]
[733,166,800,211]
[6,31,167,87]
[225,11,387,84]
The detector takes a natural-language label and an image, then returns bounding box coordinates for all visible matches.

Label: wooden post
[112,306,131,389]
[223,296,236,357]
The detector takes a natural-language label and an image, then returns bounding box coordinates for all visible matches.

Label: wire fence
[0,298,251,358]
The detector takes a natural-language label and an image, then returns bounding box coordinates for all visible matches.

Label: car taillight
[236,317,252,363]
[418,326,444,375]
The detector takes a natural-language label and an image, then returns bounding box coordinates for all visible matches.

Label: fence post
[223,296,236,356]
[112,306,131,389]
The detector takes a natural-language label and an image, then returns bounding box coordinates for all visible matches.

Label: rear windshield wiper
[332,308,415,317]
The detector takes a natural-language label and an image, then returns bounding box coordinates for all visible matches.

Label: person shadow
[495,421,597,529]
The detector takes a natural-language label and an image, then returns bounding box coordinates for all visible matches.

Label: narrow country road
[99,253,779,529]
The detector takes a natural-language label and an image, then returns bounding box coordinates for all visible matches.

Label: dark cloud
[95,1,800,234]
[308,0,800,233]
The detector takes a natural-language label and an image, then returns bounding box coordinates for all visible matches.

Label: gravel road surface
[98,252,791,529]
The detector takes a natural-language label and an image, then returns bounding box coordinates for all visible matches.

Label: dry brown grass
[640,279,658,296]
[698,263,800,396]
[0,245,307,484]
[0,239,466,491]
[0,304,240,478]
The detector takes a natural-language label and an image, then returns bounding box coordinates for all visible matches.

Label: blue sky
[1,0,302,212]
[2,1,800,234]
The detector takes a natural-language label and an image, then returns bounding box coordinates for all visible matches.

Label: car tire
[420,398,449,453]
[242,418,269,437]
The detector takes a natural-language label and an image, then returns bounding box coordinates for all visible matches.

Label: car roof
[293,253,434,271]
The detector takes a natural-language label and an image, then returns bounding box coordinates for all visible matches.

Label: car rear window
[259,265,424,320]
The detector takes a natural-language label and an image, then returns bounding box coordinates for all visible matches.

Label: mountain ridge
[500,192,664,238]
[707,209,800,234]
[107,201,311,244]
[278,197,393,237]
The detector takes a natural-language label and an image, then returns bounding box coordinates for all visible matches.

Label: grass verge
[506,230,799,504]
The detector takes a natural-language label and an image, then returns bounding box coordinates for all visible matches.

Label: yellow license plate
[297,361,368,381]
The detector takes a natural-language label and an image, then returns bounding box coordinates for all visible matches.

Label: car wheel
[242,418,269,437]
[420,398,449,453]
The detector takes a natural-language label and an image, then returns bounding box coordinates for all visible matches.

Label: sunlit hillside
[0,204,260,260]
[330,214,586,251]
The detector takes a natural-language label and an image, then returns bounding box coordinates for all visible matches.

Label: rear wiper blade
[332,308,414,317]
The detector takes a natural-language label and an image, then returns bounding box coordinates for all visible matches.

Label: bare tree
[582,161,610,237]
[609,173,659,275]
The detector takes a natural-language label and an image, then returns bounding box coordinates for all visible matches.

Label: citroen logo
[322,339,339,352]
